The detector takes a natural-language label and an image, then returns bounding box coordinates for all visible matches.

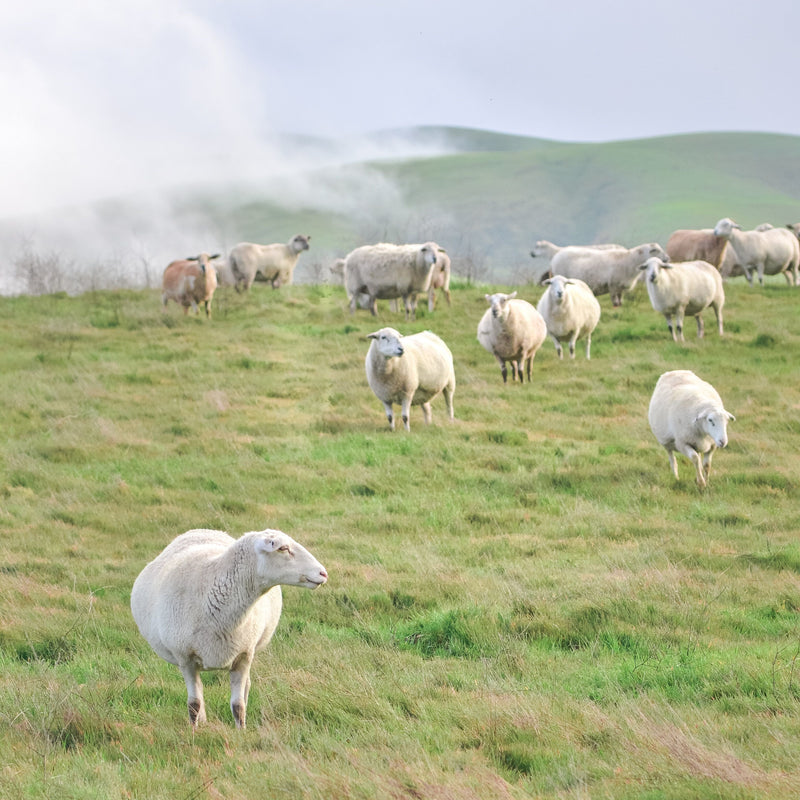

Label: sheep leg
[443,386,455,422]
[714,305,723,336]
[180,663,206,727]
[679,443,706,488]
[551,335,564,360]
[382,402,396,431]
[696,314,704,339]
[675,310,685,342]
[665,314,677,342]
[444,289,451,306]
[497,356,508,383]
[525,357,532,383]
[668,450,679,480]
[230,655,253,729]
[401,398,412,431]
[568,334,578,359]
[428,288,435,313]
[702,449,714,484]
[585,333,592,360]
[421,402,432,425]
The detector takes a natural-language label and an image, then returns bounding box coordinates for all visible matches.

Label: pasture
[1,276,799,799]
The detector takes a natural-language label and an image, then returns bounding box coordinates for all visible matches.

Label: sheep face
[544,275,571,302]
[254,531,328,589]
[640,257,670,284]
[485,291,517,319]
[367,328,404,358]
[290,234,311,254]
[530,241,551,259]
[713,218,741,237]
[696,409,735,449]
[420,244,438,268]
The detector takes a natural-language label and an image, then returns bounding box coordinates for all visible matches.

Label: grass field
[1,276,799,799]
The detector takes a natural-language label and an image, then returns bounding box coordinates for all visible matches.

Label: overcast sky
[3,0,799,218]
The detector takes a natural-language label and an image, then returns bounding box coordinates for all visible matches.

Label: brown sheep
[162,253,220,317]
[665,219,735,268]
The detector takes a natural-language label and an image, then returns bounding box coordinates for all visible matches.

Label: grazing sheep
[365,327,455,431]
[714,218,799,286]
[666,218,735,268]
[130,527,328,728]
[536,275,601,359]
[648,370,735,488]
[477,292,547,383]
[528,240,625,285]
[549,242,668,306]
[228,234,311,292]
[640,257,725,341]
[426,248,452,311]
[161,253,220,317]
[344,242,440,320]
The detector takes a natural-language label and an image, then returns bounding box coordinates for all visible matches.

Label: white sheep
[477,291,547,383]
[365,327,455,431]
[528,240,625,285]
[130,527,327,728]
[714,218,799,286]
[227,234,311,292]
[640,256,725,342]
[344,242,440,320]
[161,253,220,317]
[648,370,735,488]
[549,242,669,306]
[536,275,601,359]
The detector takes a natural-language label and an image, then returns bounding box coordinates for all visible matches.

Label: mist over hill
[3,127,800,295]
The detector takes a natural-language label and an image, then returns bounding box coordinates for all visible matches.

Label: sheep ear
[726,411,736,422]
[543,278,552,285]
[186,256,199,261]
[255,536,280,554]
[484,294,491,302]
[367,331,380,340]
[638,263,648,270]
[509,291,517,299]
[209,253,221,260]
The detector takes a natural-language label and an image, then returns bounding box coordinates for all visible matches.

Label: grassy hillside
[5,128,800,295]
[169,128,800,284]
[1,277,800,798]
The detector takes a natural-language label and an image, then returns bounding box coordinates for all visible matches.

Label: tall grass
[1,278,799,799]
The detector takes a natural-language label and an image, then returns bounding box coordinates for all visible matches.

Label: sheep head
[253,530,328,590]
[367,327,404,358]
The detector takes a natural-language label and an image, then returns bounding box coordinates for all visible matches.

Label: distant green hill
[7,127,800,292]
[171,127,800,283]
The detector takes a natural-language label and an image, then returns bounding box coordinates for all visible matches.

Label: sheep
[648,370,735,488]
[344,242,440,320]
[130,527,327,729]
[161,253,220,317]
[713,218,799,286]
[426,248,452,311]
[665,218,736,268]
[528,240,625,285]
[639,256,725,341]
[365,327,455,431]
[536,275,601,359]
[227,234,311,292]
[477,291,547,383]
[549,242,669,306]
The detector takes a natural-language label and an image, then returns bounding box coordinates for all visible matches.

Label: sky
[3,0,799,220]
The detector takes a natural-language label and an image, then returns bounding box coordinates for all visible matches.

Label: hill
[4,127,800,294]
[166,127,800,283]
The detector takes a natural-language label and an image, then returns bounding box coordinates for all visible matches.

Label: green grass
[1,279,800,798]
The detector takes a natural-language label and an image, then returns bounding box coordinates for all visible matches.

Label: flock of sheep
[141,216,793,727]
